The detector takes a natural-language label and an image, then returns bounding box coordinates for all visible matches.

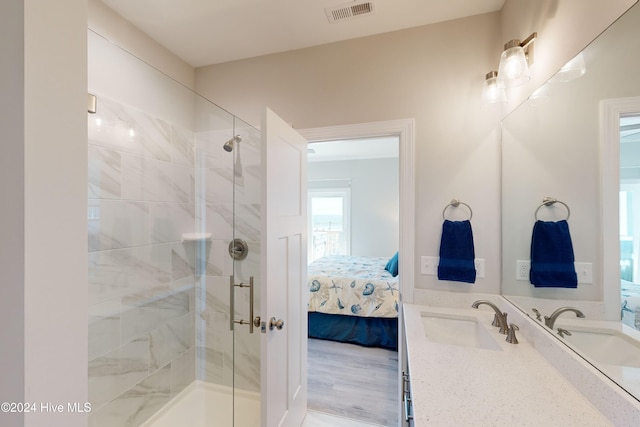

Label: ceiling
[100,0,505,67]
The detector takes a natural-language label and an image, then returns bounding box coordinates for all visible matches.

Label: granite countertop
[403,303,612,426]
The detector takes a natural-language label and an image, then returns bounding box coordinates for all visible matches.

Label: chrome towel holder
[442,199,473,220]
[534,197,570,220]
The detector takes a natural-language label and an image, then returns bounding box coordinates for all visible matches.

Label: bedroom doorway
[300,118,415,427]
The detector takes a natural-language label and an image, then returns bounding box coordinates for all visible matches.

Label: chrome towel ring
[534,197,570,220]
[442,199,473,220]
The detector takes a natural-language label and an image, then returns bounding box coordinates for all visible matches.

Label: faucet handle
[498,312,509,335]
[506,323,519,344]
[532,308,542,321]
[557,328,572,338]
[491,313,500,327]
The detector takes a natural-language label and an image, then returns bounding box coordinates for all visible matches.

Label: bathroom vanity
[403,291,640,426]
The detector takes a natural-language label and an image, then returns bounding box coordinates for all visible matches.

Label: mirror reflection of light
[129,128,135,139]
[528,84,550,106]
[550,52,586,83]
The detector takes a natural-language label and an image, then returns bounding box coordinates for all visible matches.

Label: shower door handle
[230,276,258,334]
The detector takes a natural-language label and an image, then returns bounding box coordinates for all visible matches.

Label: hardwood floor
[307,338,399,426]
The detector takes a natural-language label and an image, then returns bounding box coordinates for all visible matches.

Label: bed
[621,280,640,331]
[307,255,400,350]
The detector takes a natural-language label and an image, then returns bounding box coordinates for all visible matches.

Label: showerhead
[223,135,242,152]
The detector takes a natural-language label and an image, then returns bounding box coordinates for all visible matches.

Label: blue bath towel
[437,220,476,283]
[529,220,577,288]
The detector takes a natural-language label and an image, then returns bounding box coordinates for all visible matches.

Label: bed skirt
[308,312,398,351]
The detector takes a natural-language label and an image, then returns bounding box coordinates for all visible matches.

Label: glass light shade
[482,71,507,104]
[497,40,530,88]
[549,52,586,83]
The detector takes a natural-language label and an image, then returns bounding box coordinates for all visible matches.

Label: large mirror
[501,1,640,400]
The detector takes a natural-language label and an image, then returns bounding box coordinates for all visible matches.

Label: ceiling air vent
[325,1,375,23]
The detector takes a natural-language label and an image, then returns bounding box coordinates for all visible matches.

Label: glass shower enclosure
[87,29,261,426]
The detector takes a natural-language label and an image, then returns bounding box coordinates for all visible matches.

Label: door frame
[299,118,415,427]
[601,97,640,320]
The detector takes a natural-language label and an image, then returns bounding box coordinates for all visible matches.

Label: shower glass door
[88,28,261,427]
[192,103,262,426]
[227,117,262,427]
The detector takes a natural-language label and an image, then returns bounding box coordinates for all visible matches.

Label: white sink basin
[421,312,502,351]
[560,326,640,367]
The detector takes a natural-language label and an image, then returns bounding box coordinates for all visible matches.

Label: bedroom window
[620,113,640,283]
[308,189,351,263]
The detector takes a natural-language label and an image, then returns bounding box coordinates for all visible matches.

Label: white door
[260,107,308,427]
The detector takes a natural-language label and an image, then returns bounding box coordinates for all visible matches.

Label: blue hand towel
[438,220,476,283]
[529,220,577,288]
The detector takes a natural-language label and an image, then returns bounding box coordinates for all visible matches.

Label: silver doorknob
[269,317,284,331]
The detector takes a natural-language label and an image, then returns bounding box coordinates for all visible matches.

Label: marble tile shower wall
[194,127,262,394]
[87,96,197,427]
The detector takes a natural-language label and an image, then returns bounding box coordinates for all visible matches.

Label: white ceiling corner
[99,0,505,67]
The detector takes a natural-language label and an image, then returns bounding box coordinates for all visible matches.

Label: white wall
[194,1,636,297]
[195,12,504,294]
[0,2,25,426]
[309,158,399,257]
[88,0,195,90]
[24,0,88,423]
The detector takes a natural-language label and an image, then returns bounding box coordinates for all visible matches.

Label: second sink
[559,325,640,368]
[421,312,502,351]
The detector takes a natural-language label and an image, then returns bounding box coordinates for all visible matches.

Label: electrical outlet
[575,262,592,284]
[474,258,485,278]
[421,256,439,275]
[516,260,530,281]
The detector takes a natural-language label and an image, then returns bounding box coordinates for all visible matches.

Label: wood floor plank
[307,338,399,426]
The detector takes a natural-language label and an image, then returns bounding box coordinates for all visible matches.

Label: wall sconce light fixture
[497,32,537,88]
[482,71,507,104]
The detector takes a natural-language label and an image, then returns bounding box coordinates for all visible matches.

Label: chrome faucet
[471,300,509,335]
[544,307,585,329]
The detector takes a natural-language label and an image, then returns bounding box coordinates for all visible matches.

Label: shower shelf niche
[181,233,212,243]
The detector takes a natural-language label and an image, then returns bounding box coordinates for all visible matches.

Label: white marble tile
[172,164,194,203]
[171,125,194,167]
[121,287,191,343]
[170,347,196,398]
[148,203,173,243]
[88,97,145,157]
[146,202,195,245]
[88,336,150,411]
[203,167,234,204]
[171,242,195,281]
[171,202,196,239]
[234,203,261,241]
[88,299,121,361]
[90,364,171,427]
[120,154,144,201]
[131,109,172,162]
[88,200,150,252]
[199,203,233,240]
[231,328,260,393]
[196,239,231,277]
[142,157,174,202]
[196,345,233,387]
[88,244,172,306]
[149,312,194,371]
[88,145,121,199]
